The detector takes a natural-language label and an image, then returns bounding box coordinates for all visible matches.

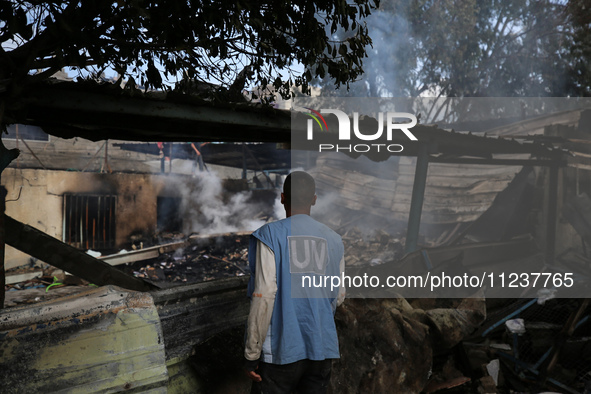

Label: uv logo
[303,108,418,141]
[289,236,328,274]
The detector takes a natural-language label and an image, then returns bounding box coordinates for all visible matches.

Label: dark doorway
[157,196,182,233]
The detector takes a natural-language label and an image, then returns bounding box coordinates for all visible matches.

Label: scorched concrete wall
[1,168,179,269]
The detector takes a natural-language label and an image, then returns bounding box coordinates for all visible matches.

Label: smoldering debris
[5,232,255,305]
[122,234,250,287]
[341,227,405,267]
[126,227,407,287]
[125,223,405,287]
[3,223,416,302]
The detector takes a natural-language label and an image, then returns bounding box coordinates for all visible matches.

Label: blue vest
[248,214,344,364]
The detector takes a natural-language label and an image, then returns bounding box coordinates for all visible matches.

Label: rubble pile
[330,298,433,393]
[4,264,95,307]
[187,295,487,394]
[124,225,410,286]
[124,235,250,286]
[341,227,405,267]
[7,222,590,392]
[460,298,591,393]
[330,296,487,393]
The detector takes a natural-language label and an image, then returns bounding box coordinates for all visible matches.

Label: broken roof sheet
[5,80,567,163]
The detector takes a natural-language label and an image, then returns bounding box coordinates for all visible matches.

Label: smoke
[360,10,412,98]
[320,8,412,98]
[157,169,346,238]
[307,152,408,237]
[164,171,278,235]
[273,194,286,221]
[310,191,340,219]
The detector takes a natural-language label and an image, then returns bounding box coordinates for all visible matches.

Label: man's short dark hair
[283,171,316,207]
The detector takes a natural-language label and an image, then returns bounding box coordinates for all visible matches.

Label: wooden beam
[4,215,156,292]
[429,156,566,167]
[0,188,5,309]
[20,83,292,143]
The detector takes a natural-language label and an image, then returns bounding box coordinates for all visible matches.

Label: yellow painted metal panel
[166,356,205,394]
[0,286,168,393]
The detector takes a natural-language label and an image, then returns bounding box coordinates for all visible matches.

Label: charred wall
[1,168,231,269]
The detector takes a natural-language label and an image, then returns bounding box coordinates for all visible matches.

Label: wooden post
[0,186,5,308]
[168,143,173,173]
[0,136,19,308]
[242,142,247,180]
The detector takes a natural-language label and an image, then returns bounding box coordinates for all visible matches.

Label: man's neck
[285,207,311,218]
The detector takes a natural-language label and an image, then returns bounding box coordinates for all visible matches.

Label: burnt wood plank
[4,214,155,292]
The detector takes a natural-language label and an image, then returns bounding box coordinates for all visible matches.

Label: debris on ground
[4,233,252,304]
[341,227,405,267]
[120,234,250,287]
[461,298,591,393]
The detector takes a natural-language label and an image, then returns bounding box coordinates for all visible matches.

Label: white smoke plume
[273,193,286,221]
[165,171,279,235]
[310,191,340,220]
[160,169,344,238]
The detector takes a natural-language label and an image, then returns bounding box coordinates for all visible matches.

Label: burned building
[2,83,591,393]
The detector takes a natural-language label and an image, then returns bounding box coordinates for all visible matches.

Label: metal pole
[405,143,430,253]
[168,143,173,173]
[546,164,559,265]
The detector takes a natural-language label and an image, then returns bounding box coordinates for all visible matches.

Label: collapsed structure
[1,80,591,392]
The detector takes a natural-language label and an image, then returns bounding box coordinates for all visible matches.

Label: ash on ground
[120,234,251,288]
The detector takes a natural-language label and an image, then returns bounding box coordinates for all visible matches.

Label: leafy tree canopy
[316,0,591,99]
[0,0,378,104]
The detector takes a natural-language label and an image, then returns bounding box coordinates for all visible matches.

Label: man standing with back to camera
[244,171,345,393]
